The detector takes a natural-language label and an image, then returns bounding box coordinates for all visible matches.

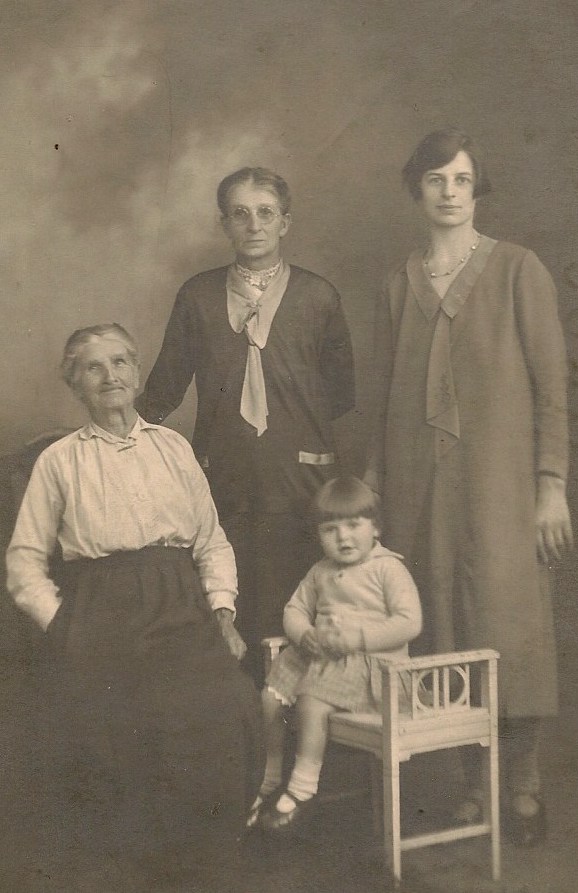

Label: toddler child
[249,475,422,832]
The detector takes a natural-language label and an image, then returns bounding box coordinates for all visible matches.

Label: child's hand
[321,628,357,657]
[317,617,363,658]
[300,629,324,658]
[319,629,348,658]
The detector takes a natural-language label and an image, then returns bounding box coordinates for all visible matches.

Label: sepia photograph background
[1,1,577,891]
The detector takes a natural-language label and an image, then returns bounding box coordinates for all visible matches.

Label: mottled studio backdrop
[2,0,578,475]
[2,4,578,875]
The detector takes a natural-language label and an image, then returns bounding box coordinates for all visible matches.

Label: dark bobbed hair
[402,128,492,200]
[313,475,382,529]
[217,167,291,216]
[61,323,139,388]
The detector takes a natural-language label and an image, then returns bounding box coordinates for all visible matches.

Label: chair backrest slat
[404,657,483,719]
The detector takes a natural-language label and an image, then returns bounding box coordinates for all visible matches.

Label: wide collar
[407,234,497,321]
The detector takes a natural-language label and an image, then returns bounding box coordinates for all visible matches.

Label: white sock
[260,752,284,798]
[248,731,285,826]
[274,755,322,812]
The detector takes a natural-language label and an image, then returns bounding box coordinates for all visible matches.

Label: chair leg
[382,755,401,885]
[481,743,501,882]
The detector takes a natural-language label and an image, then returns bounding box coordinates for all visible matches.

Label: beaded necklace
[424,232,480,278]
[236,260,281,291]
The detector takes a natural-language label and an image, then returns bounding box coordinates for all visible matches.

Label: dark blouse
[137,265,355,515]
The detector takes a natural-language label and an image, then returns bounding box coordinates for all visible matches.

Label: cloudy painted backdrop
[2,0,578,472]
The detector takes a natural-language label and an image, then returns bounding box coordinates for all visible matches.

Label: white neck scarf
[226,261,290,436]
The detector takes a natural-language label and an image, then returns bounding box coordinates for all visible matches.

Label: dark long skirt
[221,511,320,683]
[39,546,264,871]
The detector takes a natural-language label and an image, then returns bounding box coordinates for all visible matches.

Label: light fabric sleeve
[358,559,422,653]
[6,452,64,630]
[182,445,237,613]
[282,568,319,645]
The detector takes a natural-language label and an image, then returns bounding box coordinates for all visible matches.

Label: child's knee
[296,694,335,719]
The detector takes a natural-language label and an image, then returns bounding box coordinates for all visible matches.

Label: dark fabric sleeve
[319,292,355,420]
[514,250,569,480]
[364,275,396,492]
[135,282,197,424]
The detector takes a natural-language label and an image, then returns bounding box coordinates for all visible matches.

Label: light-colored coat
[367,239,568,717]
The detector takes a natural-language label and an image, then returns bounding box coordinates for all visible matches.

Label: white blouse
[6,417,237,629]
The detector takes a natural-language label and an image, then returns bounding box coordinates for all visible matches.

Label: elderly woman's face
[72,336,139,417]
[221,182,291,270]
[419,150,476,229]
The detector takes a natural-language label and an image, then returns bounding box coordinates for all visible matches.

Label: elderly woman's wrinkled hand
[215,609,247,660]
[536,475,574,564]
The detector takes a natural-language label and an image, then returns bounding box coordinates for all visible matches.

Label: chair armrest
[261,636,289,673]
[378,649,500,718]
[261,635,290,651]
[379,648,499,673]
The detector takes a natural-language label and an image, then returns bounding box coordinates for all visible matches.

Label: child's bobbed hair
[312,475,382,528]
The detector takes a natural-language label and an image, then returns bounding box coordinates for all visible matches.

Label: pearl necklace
[424,233,480,278]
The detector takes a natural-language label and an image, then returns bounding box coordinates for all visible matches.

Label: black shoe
[245,789,279,831]
[260,791,312,833]
[505,797,547,847]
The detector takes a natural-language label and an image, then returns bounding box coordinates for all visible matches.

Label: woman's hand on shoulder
[536,475,574,564]
[215,608,247,660]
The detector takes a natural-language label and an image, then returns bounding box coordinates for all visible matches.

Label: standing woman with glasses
[366,129,572,846]
[137,168,355,679]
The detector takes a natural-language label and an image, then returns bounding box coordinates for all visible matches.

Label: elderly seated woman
[6,323,263,889]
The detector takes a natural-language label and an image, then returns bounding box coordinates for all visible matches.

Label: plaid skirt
[266,643,385,712]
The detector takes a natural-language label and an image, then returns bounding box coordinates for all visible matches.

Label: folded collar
[78,414,158,444]
[327,542,405,571]
[407,235,497,321]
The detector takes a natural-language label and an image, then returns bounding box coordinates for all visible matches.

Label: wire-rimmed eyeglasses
[226,205,283,226]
